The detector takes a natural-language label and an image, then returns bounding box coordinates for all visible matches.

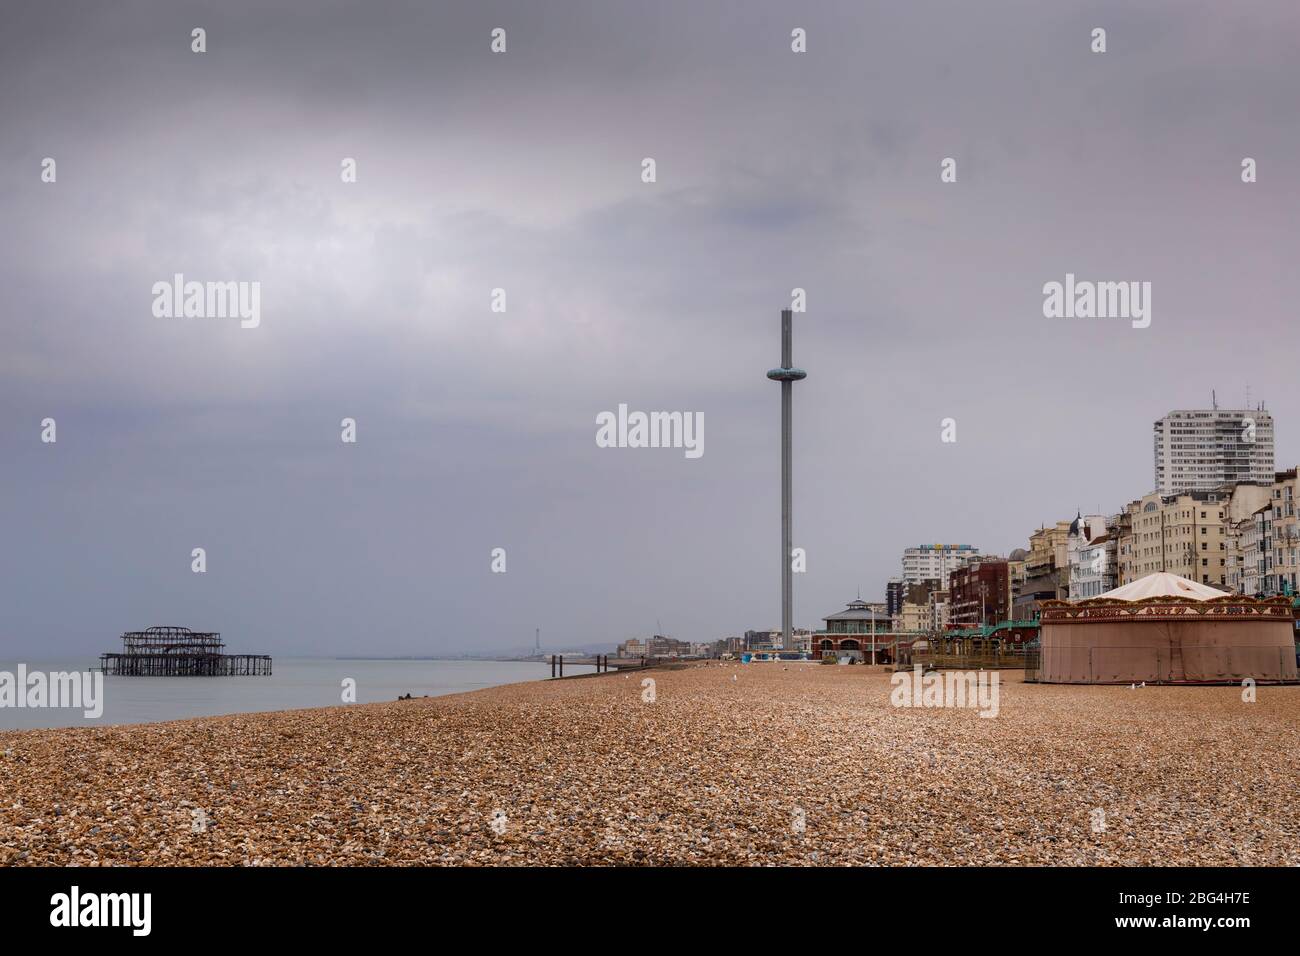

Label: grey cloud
[2,1,1299,656]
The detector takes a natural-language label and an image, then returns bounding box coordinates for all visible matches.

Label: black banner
[1,866,1286,942]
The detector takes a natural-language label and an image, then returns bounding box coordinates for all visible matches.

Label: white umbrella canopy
[1096,572,1227,602]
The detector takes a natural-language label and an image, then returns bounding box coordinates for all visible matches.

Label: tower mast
[767,309,807,652]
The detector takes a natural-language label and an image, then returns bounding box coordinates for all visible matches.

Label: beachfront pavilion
[815,600,895,661]
[1035,571,1299,684]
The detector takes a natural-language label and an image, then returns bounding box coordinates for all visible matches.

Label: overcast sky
[2,1,1299,657]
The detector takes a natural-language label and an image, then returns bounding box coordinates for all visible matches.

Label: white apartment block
[1153,408,1274,494]
[1067,515,1116,600]
[900,544,985,585]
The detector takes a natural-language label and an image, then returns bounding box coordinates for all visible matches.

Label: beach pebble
[0,666,1296,865]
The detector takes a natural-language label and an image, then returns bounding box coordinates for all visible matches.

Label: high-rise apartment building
[1153,407,1274,494]
[900,544,983,585]
[885,578,904,619]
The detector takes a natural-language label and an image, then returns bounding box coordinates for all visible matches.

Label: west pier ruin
[99,626,272,677]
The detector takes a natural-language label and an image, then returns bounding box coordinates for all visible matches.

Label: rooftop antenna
[1212,389,1217,410]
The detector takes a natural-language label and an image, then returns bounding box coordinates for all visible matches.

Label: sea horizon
[0,658,596,731]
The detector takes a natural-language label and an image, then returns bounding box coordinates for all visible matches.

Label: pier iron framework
[99,625,272,677]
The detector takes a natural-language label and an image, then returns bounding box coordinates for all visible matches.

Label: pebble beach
[2,664,1298,866]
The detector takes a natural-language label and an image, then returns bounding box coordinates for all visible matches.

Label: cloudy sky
[2,1,1298,657]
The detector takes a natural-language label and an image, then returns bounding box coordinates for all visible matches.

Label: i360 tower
[766,309,806,652]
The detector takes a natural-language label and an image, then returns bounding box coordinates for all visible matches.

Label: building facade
[894,601,929,633]
[744,628,811,651]
[930,589,950,631]
[645,635,692,657]
[813,599,894,661]
[1117,490,1233,588]
[1269,469,1300,595]
[900,544,984,585]
[1070,533,1117,599]
[885,578,904,619]
[1013,521,1072,618]
[1225,469,1300,596]
[1068,514,1118,600]
[1153,407,1275,495]
[1228,506,1270,596]
[947,559,1009,628]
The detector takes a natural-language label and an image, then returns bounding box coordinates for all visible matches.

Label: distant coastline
[0,658,594,732]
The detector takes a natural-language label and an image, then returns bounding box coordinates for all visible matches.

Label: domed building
[1034,572,1298,684]
[814,599,893,662]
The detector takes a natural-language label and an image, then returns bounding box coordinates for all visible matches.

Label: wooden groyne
[548,654,653,677]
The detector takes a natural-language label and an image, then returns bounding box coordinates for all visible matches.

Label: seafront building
[813,599,893,661]
[1227,507,1270,596]
[1225,468,1300,596]
[1117,490,1237,588]
[885,578,904,618]
[1153,406,1274,494]
[741,628,812,653]
[900,544,984,585]
[647,635,692,657]
[894,600,928,633]
[930,589,951,630]
[617,635,695,658]
[743,407,1296,658]
[1012,522,1071,618]
[1007,548,1028,600]
[891,579,948,633]
[1069,533,1117,599]
[1067,514,1117,599]
[948,559,1009,628]
[1268,469,1300,594]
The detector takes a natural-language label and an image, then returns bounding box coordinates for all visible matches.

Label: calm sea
[0,658,593,731]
